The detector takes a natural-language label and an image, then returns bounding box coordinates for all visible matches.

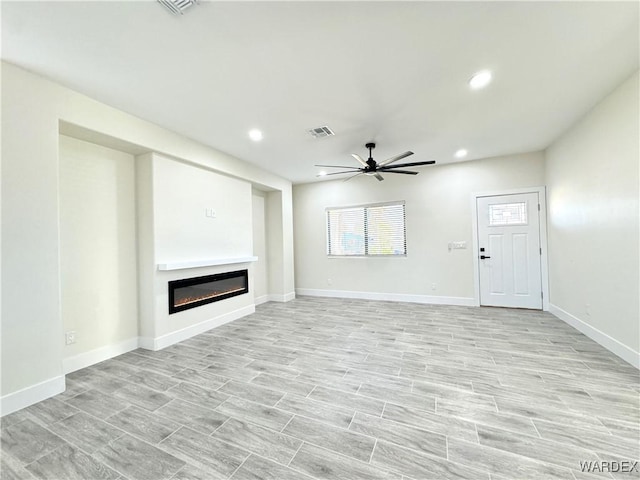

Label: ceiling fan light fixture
[469,70,492,90]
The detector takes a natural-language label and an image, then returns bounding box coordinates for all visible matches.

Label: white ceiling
[2,1,638,184]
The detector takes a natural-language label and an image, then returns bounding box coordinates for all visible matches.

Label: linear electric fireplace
[168,269,248,314]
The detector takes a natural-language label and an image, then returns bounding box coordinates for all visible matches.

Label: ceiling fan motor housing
[365,142,377,169]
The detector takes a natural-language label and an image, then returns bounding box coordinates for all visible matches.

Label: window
[489,202,528,226]
[327,201,406,256]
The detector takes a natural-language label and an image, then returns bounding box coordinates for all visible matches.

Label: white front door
[477,192,543,309]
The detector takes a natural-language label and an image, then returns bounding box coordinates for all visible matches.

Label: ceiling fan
[315,143,435,181]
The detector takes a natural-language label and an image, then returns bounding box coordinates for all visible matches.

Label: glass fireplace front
[168,269,248,314]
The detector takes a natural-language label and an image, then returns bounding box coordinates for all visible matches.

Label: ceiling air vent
[307,126,335,139]
[158,0,198,15]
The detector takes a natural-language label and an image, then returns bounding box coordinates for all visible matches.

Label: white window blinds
[327,201,406,256]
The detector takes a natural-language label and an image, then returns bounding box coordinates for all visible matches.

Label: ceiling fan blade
[315,164,361,169]
[382,169,419,175]
[374,173,384,181]
[343,172,364,182]
[351,153,368,167]
[379,160,436,169]
[317,170,363,177]
[378,151,414,167]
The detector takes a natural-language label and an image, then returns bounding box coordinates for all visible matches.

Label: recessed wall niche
[59,134,139,363]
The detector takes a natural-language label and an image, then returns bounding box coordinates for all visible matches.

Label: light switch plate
[65,331,76,345]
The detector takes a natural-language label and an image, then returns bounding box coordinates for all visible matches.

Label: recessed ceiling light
[455,149,468,158]
[248,129,263,142]
[469,70,492,90]
[318,171,327,176]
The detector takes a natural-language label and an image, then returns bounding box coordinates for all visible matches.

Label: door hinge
[540,247,542,255]
[537,203,541,211]
[541,291,543,299]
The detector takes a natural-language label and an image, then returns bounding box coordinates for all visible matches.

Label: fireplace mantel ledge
[157,256,258,271]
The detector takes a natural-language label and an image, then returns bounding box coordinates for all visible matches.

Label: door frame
[471,186,550,311]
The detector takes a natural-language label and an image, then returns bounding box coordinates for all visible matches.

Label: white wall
[153,154,252,263]
[142,153,256,345]
[293,152,545,302]
[1,62,294,414]
[266,191,285,300]
[545,72,639,366]
[135,153,156,346]
[252,190,270,303]
[59,136,138,360]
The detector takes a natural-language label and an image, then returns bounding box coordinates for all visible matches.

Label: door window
[489,202,528,226]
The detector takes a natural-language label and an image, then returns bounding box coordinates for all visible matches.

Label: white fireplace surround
[157,256,258,271]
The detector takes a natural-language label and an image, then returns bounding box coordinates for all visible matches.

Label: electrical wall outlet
[65,331,76,345]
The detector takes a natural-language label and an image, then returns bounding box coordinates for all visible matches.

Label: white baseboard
[1,304,259,416]
[549,303,639,369]
[267,292,296,303]
[254,294,270,306]
[148,305,256,351]
[295,288,476,307]
[1,375,65,417]
[138,336,155,350]
[63,337,140,374]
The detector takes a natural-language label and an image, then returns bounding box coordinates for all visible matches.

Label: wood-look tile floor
[2,297,639,480]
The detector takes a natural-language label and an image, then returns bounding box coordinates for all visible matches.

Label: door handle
[480,255,491,259]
